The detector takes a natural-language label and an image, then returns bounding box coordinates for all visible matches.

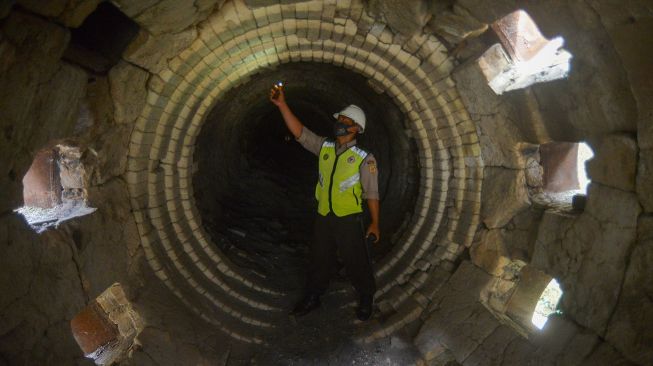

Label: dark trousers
[307,213,376,298]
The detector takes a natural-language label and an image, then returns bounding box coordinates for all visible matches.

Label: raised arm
[270,84,303,138]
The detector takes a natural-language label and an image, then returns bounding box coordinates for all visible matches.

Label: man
[270,83,380,321]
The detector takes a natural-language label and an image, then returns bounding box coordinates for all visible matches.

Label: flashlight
[272,81,284,99]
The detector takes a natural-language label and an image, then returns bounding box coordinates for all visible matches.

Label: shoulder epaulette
[350,146,368,159]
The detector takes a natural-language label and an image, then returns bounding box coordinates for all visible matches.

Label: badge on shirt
[323,154,329,160]
[347,156,355,164]
[367,160,377,174]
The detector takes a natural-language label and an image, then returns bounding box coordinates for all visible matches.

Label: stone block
[427,4,487,45]
[108,0,159,18]
[604,215,653,365]
[534,183,640,335]
[470,229,511,276]
[481,167,530,228]
[367,0,430,38]
[462,325,520,365]
[123,27,198,75]
[109,61,149,125]
[418,300,499,362]
[414,325,447,361]
[530,315,599,366]
[586,134,638,192]
[112,0,220,35]
[414,262,498,361]
[580,342,636,366]
[530,210,575,274]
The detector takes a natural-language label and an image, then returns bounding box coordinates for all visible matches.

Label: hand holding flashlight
[270,81,285,106]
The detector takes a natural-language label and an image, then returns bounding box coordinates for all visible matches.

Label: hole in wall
[532,277,563,329]
[70,283,143,365]
[531,141,593,207]
[479,9,572,95]
[15,144,96,233]
[491,265,564,336]
[576,142,593,194]
[63,2,140,73]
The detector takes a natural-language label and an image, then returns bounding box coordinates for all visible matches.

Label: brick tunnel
[0,1,651,365]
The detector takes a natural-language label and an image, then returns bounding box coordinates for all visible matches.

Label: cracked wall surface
[0,0,652,365]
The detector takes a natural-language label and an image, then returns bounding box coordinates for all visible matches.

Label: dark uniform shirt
[296,127,379,200]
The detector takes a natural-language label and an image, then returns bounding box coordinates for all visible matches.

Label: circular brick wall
[125,1,482,343]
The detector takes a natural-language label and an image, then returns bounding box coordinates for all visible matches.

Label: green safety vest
[315,140,368,217]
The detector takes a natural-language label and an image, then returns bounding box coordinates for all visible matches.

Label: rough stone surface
[0,10,72,213]
[109,0,159,17]
[111,0,222,35]
[605,215,653,365]
[416,262,498,362]
[461,0,639,138]
[78,179,142,298]
[0,1,652,364]
[587,2,653,150]
[531,315,599,366]
[525,156,543,188]
[453,58,540,169]
[58,145,85,190]
[462,325,525,366]
[17,0,67,17]
[368,0,430,38]
[0,178,141,365]
[89,125,132,185]
[637,148,653,212]
[108,61,149,125]
[532,183,640,335]
[481,167,530,228]
[0,214,89,365]
[58,0,103,28]
[427,4,487,45]
[586,134,638,192]
[122,27,198,75]
[580,342,636,366]
[470,229,511,276]
[453,53,504,117]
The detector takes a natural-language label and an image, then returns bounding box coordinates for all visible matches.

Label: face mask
[334,121,354,137]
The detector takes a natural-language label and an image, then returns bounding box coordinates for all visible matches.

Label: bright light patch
[577,142,594,194]
[483,10,573,95]
[532,278,563,329]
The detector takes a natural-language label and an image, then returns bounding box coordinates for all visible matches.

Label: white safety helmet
[333,104,366,133]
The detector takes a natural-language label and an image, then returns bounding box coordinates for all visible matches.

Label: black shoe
[290,294,321,316]
[356,295,374,321]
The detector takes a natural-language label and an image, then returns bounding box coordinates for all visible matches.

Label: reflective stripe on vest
[315,141,368,217]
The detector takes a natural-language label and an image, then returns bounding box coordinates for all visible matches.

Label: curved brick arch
[125,0,482,342]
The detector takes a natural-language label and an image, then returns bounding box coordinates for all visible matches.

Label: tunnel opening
[193,62,420,290]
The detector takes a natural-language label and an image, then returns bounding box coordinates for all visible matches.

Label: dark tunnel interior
[193,63,420,289]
